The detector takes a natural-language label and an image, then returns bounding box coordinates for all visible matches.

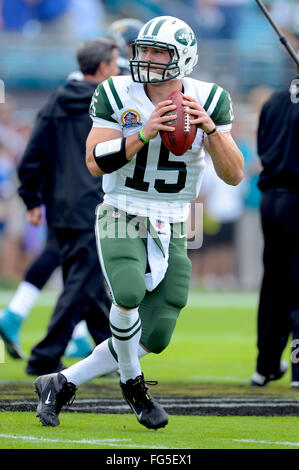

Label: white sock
[61,338,149,386]
[110,304,142,383]
[8,281,40,318]
[138,344,148,359]
[71,320,88,340]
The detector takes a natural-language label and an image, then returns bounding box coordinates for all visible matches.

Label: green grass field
[0,288,298,450]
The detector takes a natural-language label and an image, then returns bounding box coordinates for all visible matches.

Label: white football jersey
[90,75,234,222]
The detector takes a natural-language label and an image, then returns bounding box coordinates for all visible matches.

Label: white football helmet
[129,16,198,83]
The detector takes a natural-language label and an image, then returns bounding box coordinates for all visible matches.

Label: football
[160,90,197,156]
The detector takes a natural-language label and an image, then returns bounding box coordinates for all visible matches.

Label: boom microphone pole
[255,0,299,67]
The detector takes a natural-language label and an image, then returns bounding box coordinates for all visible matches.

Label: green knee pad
[111,263,146,308]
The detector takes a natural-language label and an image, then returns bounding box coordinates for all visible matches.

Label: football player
[34,16,244,430]
[107,18,144,74]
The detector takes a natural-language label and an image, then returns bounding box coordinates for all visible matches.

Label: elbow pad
[93,137,128,173]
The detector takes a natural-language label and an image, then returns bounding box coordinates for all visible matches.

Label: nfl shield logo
[113,210,120,218]
[156,220,164,230]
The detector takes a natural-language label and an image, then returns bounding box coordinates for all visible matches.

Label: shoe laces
[130,375,158,408]
[56,382,77,411]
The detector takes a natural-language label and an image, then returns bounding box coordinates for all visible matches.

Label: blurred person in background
[250,63,299,389]
[0,98,29,284]
[0,204,95,361]
[0,112,100,361]
[67,18,144,80]
[107,18,144,74]
[7,38,119,376]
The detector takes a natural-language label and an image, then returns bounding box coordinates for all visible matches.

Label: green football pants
[95,203,192,354]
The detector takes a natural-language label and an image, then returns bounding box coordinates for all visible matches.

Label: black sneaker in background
[34,373,77,426]
[250,360,289,386]
[120,373,168,430]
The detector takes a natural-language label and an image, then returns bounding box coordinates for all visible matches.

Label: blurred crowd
[0,98,46,285]
[0,0,298,290]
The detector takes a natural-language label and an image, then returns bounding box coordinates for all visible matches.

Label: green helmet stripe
[151,18,167,36]
[108,77,123,110]
[143,19,155,36]
[203,84,218,112]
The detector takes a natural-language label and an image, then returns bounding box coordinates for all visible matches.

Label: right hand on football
[143,100,177,140]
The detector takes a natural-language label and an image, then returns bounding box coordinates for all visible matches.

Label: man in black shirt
[251,69,299,389]
[16,38,119,375]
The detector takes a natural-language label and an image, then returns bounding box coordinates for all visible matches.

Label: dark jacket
[18,79,104,229]
[257,77,299,192]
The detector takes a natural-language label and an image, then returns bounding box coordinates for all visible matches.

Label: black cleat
[251,360,289,386]
[120,373,168,430]
[34,373,77,426]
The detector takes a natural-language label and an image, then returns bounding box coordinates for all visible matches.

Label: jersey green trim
[90,83,118,123]
[99,83,114,114]
[210,90,234,125]
[203,84,218,112]
[152,18,167,36]
[108,77,123,110]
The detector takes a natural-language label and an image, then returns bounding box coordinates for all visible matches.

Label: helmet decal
[174,28,196,46]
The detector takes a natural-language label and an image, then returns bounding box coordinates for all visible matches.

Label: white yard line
[0,433,180,449]
[233,438,299,448]
[0,434,130,444]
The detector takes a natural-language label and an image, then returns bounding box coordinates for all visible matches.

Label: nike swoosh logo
[178,234,187,238]
[45,391,52,404]
[136,412,143,421]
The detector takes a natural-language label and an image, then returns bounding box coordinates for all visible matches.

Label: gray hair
[76,38,118,75]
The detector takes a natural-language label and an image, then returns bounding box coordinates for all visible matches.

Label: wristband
[93,137,128,173]
[138,127,149,144]
[206,126,217,136]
